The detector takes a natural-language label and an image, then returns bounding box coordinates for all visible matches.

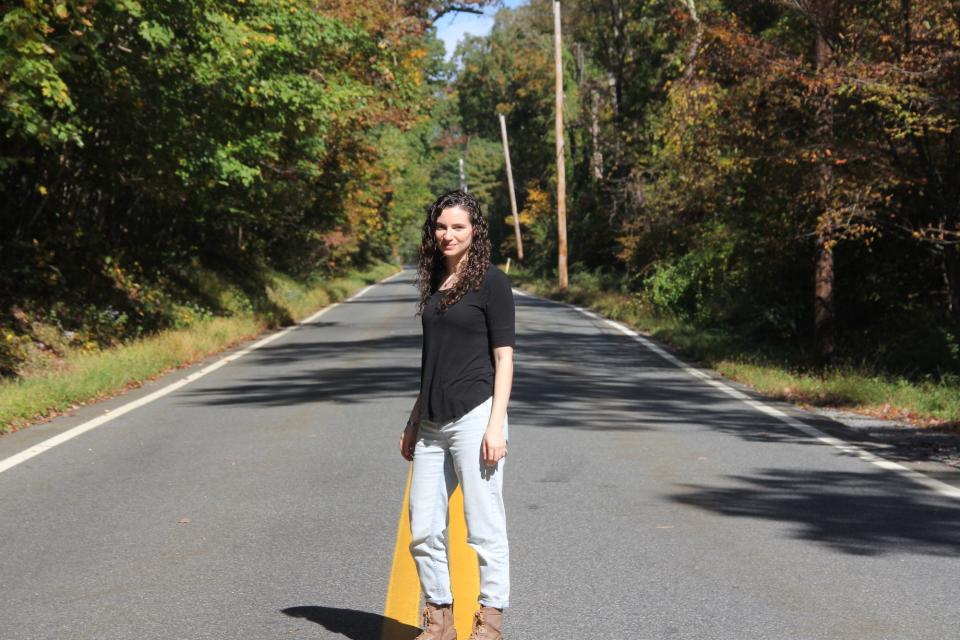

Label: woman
[399,190,515,640]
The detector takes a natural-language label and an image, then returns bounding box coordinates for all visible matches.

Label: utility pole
[553,0,568,290]
[459,157,468,193]
[498,113,524,267]
[591,90,602,180]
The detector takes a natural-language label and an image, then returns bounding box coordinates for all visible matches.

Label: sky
[434,0,528,61]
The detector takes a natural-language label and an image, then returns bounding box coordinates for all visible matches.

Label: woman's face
[435,206,474,263]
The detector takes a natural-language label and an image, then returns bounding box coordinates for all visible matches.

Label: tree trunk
[678,0,703,81]
[813,13,837,363]
[814,235,836,360]
[591,90,602,180]
[944,246,960,318]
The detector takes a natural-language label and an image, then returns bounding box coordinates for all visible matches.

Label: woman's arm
[482,346,513,465]
[399,392,422,461]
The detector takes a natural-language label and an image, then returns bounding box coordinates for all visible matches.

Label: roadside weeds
[0,262,401,435]
[506,268,960,431]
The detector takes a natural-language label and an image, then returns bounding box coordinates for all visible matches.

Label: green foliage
[5,0,959,390]
[643,223,737,324]
[0,0,468,378]
[448,0,960,383]
[0,0,98,153]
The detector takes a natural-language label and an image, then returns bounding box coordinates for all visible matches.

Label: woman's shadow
[282,606,419,640]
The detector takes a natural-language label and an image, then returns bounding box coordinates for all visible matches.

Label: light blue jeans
[409,395,510,609]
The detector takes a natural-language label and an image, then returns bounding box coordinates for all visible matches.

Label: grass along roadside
[0,261,401,435]
[506,266,960,430]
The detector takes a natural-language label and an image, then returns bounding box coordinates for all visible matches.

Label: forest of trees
[449,0,960,378]
[0,0,480,376]
[3,0,959,383]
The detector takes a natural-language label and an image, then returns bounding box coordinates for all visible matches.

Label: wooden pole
[498,113,524,266]
[553,0,568,290]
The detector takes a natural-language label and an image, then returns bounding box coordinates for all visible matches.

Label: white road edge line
[0,268,408,476]
[513,287,960,501]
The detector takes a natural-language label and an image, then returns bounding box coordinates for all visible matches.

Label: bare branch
[430,4,487,24]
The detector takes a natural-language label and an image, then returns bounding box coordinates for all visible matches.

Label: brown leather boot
[466,606,502,640]
[414,602,456,640]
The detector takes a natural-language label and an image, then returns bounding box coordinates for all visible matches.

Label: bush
[643,236,737,324]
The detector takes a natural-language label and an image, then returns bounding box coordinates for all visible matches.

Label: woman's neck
[445,253,467,276]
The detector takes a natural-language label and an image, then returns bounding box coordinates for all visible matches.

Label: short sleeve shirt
[418,263,516,425]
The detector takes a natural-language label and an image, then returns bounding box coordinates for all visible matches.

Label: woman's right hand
[400,423,418,461]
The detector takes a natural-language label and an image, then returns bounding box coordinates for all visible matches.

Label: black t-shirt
[418,263,516,425]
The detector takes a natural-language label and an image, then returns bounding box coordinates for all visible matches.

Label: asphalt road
[2,267,959,640]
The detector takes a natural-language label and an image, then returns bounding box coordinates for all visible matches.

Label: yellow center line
[382,465,480,639]
[381,465,419,639]
[448,484,481,635]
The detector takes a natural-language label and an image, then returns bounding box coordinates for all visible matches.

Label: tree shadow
[243,332,422,367]
[344,296,424,305]
[180,330,422,408]
[505,296,700,432]
[514,296,960,466]
[181,364,421,408]
[670,467,960,557]
[508,323,779,433]
[282,605,419,640]
[793,414,960,470]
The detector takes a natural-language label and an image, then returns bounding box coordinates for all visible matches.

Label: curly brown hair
[415,190,492,316]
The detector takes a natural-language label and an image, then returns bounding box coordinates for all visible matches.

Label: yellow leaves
[54,4,68,19]
[518,183,552,225]
[37,185,48,196]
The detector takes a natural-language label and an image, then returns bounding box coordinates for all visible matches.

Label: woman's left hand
[481,429,507,466]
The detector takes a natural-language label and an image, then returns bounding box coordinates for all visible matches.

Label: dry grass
[0,262,401,434]
[507,267,960,428]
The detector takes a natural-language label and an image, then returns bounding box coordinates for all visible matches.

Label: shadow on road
[245,332,422,367]
[282,605,419,640]
[510,325,765,433]
[181,363,421,408]
[670,468,960,557]
[179,312,421,408]
[514,296,960,467]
